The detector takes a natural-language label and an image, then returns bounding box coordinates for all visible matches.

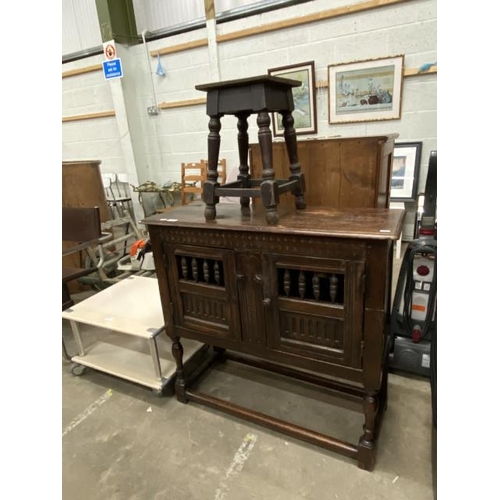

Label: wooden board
[249,135,397,211]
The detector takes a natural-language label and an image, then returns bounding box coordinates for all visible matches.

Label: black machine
[389,150,437,500]
[390,150,437,377]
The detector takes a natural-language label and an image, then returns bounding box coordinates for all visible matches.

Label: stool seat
[195,75,306,225]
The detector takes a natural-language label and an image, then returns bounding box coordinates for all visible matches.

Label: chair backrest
[181,162,207,205]
[62,207,102,243]
[101,174,115,201]
[115,173,131,199]
[201,158,227,185]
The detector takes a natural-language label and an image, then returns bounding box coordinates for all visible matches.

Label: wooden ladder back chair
[201,158,227,185]
[181,162,207,205]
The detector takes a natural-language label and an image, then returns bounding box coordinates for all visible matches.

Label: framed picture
[268,61,317,136]
[390,142,422,201]
[328,55,404,124]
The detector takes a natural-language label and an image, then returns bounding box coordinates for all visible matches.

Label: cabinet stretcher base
[180,349,387,471]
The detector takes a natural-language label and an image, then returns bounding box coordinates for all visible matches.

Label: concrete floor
[62,243,435,500]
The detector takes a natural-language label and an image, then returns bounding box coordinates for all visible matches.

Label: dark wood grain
[143,203,403,241]
[145,204,403,470]
[249,135,397,210]
[196,75,305,224]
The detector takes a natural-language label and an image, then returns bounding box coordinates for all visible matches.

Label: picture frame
[268,61,317,136]
[390,141,422,201]
[328,55,404,124]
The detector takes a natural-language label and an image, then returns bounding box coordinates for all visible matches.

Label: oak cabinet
[145,203,404,470]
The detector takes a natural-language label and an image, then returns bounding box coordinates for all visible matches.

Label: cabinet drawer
[165,244,241,341]
[265,255,365,368]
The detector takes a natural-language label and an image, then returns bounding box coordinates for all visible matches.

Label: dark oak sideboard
[145,203,404,470]
[249,134,397,210]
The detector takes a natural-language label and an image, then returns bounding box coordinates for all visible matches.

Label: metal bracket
[147,105,159,115]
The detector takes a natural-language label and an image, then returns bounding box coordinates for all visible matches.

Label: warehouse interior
[5,0,495,498]
[60,0,439,498]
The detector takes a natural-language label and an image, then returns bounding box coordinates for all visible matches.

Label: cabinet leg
[357,392,378,471]
[213,346,227,363]
[171,336,187,403]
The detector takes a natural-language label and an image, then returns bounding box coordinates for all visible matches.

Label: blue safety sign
[102,58,123,80]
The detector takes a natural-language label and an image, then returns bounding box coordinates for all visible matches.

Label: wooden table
[195,75,306,225]
[144,203,404,469]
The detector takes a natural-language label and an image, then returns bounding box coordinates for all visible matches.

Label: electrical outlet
[147,105,159,115]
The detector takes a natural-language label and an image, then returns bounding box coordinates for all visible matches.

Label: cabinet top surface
[143,204,404,241]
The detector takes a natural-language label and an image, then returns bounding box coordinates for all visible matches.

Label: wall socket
[147,105,159,115]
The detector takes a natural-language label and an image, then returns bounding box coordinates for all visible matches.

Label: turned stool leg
[281,111,306,210]
[204,115,222,221]
[236,112,251,208]
[257,111,279,225]
[171,336,187,403]
[357,392,378,470]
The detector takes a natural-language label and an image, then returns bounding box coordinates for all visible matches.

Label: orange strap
[130,239,146,256]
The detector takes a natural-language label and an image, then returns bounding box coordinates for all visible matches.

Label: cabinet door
[264,254,365,368]
[165,244,241,340]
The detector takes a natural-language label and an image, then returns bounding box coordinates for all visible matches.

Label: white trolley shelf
[62,275,203,395]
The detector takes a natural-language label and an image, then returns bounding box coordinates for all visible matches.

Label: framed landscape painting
[268,61,317,136]
[328,55,404,124]
[390,142,422,201]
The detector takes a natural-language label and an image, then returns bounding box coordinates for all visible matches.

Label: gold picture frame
[268,61,317,136]
[328,55,404,124]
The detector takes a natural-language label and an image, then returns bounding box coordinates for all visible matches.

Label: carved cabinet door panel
[165,244,241,341]
[234,251,267,345]
[264,253,366,368]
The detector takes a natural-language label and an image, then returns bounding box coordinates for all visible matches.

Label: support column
[95,0,139,45]
[204,0,221,81]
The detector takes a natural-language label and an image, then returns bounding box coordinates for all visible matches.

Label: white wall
[62,0,437,232]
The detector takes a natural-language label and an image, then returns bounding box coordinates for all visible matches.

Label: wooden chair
[201,158,227,185]
[181,162,207,205]
[101,172,134,220]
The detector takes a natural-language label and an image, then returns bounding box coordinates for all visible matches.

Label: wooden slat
[217,0,407,43]
[62,111,116,123]
[315,65,437,88]
[158,98,207,110]
[149,0,409,57]
[403,65,437,77]
[152,39,208,57]
[62,64,102,78]
[65,0,420,82]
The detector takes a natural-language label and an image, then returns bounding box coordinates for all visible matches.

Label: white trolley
[62,275,204,395]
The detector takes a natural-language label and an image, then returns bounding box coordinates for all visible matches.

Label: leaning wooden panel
[249,135,397,210]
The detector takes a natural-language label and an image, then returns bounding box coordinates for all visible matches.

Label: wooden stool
[195,75,306,225]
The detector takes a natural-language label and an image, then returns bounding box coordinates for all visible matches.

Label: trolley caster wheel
[71,364,86,376]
